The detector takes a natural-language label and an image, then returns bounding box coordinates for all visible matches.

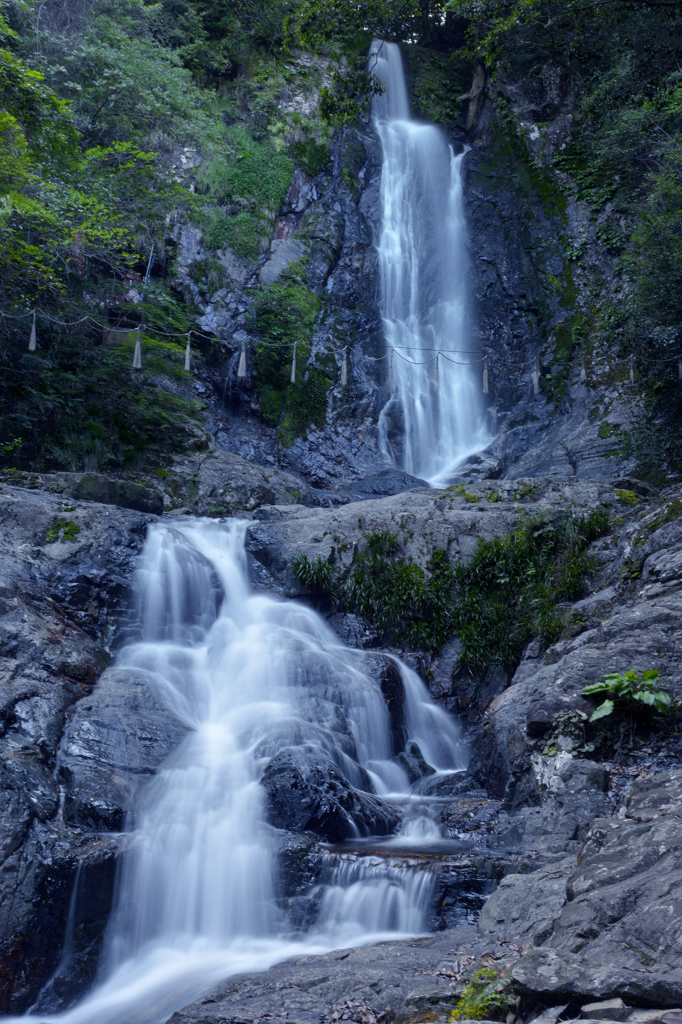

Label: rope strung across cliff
[3,307,682,392]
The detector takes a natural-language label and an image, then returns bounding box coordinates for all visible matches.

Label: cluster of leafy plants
[540,670,674,758]
[294,530,457,651]
[293,509,611,661]
[249,281,331,445]
[196,126,294,260]
[582,669,671,722]
[451,508,611,669]
[450,967,515,1022]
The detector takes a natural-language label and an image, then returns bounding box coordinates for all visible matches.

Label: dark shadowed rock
[338,469,428,501]
[0,484,155,1010]
[394,741,436,785]
[60,667,190,831]
[260,747,400,842]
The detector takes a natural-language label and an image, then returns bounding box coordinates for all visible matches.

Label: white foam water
[16,520,467,1024]
[370,39,492,484]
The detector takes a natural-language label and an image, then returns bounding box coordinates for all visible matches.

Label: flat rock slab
[168,927,492,1024]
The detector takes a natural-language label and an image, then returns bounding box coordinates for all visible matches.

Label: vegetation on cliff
[2,0,681,477]
[293,508,611,663]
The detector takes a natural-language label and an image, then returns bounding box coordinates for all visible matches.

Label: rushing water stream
[16,520,467,1024]
[371,40,492,483]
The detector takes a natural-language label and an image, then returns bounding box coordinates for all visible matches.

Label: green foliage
[582,670,671,722]
[204,210,263,260]
[450,967,515,1022]
[197,127,293,258]
[293,534,456,651]
[289,137,329,177]
[541,709,593,756]
[288,0,448,53]
[45,517,80,542]
[319,63,385,127]
[199,128,294,211]
[402,46,469,129]
[44,21,218,148]
[293,510,611,659]
[249,282,329,443]
[451,509,611,670]
[0,318,201,472]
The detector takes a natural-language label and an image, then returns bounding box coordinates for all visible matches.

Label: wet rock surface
[0,482,155,1010]
[261,748,400,842]
[168,926,489,1024]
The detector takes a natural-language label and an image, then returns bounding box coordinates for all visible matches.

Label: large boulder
[247,477,621,596]
[508,770,682,1007]
[167,449,312,514]
[260,747,400,842]
[3,470,164,514]
[60,667,189,831]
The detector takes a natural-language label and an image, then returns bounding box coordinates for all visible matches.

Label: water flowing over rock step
[2,475,682,1020]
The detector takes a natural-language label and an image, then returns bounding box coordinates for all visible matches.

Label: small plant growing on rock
[582,670,671,721]
[450,967,515,1021]
[542,709,593,755]
[45,518,81,543]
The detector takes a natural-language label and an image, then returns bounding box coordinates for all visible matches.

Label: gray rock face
[60,668,189,831]
[469,485,682,805]
[167,927,483,1024]
[0,483,156,1010]
[499,770,682,1007]
[478,857,574,944]
[166,449,312,514]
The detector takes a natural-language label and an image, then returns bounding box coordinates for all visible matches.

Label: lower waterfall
[15,520,467,1024]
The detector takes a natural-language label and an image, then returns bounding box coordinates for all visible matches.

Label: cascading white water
[16,520,466,1024]
[371,40,492,485]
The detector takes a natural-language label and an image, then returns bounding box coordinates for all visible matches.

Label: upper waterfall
[370,40,493,485]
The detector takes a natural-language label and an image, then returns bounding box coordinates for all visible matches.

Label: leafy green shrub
[0,319,201,473]
[290,138,329,177]
[451,509,611,670]
[293,533,455,651]
[450,967,515,1022]
[204,210,264,260]
[582,670,671,721]
[249,282,329,444]
[293,510,611,660]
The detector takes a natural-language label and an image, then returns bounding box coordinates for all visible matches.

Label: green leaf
[590,699,614,722]
[581,681,608,696]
